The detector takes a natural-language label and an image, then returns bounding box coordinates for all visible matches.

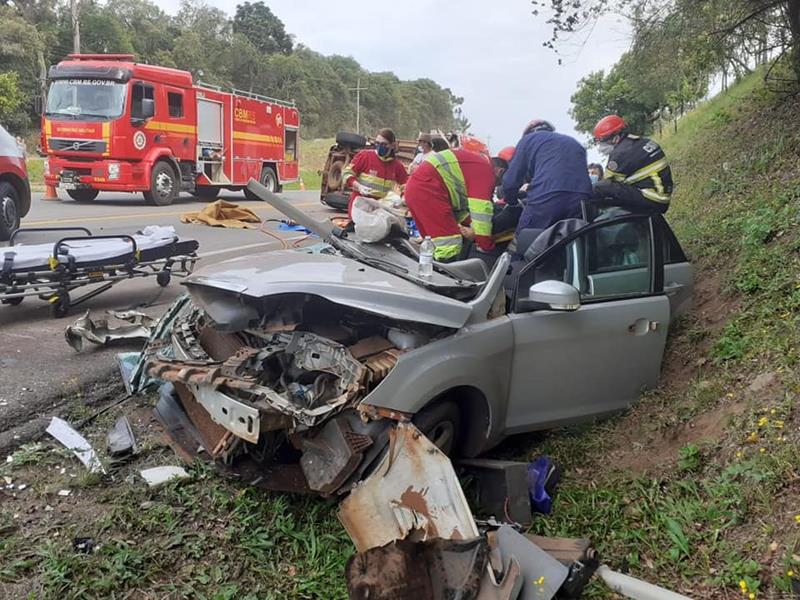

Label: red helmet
[594,115,626,141]
[497,146,515,163]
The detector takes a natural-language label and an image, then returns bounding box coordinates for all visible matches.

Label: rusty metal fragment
[345,536,489,600]
[338,422,478,552]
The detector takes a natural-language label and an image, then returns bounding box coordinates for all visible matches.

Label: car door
[655,216,694,320]
[504,214,671,433]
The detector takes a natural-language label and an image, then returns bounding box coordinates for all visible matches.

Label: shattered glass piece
[46,417,105,474]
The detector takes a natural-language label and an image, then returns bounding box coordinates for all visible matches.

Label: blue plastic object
[526,457,555,514]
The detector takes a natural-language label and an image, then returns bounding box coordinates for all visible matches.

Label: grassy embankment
[2,74,800,598]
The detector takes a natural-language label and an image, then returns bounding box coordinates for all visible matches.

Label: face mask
[376,144,390,158]
[597,142,615,157]
[417,145,424,153]
[590,173,599,185]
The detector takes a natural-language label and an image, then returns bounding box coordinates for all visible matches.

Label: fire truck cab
[42,54,300,206]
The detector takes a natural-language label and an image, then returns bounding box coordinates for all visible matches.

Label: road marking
[199,235,310,258]
[25,201,320,226]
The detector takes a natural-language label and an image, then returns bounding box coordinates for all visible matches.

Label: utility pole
[348,77,368,135]
[71,0,81,54]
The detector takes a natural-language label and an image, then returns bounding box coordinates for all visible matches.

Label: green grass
[26,157,44,191]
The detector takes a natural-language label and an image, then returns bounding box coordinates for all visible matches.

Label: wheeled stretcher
[0,225,199,318]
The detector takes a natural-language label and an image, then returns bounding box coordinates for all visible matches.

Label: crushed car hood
[183,251,472,329]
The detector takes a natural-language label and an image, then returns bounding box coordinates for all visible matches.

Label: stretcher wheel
[156,270,171,287]
[2,296,23,306]
[50,291,70,319]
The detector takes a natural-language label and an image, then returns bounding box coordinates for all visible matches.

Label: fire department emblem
[276,113,283,127]
[133,131,146,150]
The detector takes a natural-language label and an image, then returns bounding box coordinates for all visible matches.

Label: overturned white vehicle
[136,181,693,496]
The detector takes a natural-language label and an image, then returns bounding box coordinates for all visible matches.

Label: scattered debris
[140,466,190,487]
[339,422,478,553]
[345,536,489,600]
[492,525,568,599]
[116,352,141,395]
[73,537,94,554]
[180,199,262,229]
[57,489,71,496]
[458,459,532,525]
[596,565,692,600]
[45,416,105,474]
[106,416,137,457]
[65,309,155,352]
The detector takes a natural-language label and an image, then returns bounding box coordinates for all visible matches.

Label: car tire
[335,132,367,148]
[321,192,350,212]
[244,165,278,200]
[194,186,219,199]
[0,181,20,242]
[412,401,461,456]
[67,189,99,202]
[327,160,345,190]
[143,161,178,206]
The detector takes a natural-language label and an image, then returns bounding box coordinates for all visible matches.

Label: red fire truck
[41,54,300,205]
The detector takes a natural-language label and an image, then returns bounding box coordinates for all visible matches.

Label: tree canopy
[0,0,465,138]
[533,0,800,137]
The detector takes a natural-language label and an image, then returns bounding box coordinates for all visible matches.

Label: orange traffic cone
[299,178,306,191]
[42,183,60,201]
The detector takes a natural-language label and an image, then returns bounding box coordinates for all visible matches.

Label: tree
[233,1,292,55]
[0,71,26,130]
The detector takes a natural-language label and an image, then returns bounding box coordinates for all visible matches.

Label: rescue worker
[491,146,523,243]
[591,115,672,213]
[502,120,592,235]
[587,163,603,186]
[404,147,496,262]
[409,133,433,174]
[342,128,408,216]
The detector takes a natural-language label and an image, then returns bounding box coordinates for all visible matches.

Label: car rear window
[0,125,22,158]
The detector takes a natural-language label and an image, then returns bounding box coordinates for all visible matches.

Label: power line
[347,77,367,135]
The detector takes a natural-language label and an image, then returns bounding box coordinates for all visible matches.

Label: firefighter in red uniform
[342,128,408,216]
[404,148,496,262]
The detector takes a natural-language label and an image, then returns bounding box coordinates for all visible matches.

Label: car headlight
[108,162,120,180]
[43,158,50,177]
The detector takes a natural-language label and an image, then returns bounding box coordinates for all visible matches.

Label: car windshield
[45,79,126,120]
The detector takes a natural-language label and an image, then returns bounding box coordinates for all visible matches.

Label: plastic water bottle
[419,236,434,278]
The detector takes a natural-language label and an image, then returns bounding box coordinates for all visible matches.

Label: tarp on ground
[180,200,261,229]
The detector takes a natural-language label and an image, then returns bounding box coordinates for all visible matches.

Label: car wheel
[336,132,367,148]
[144,162,178,206]
[0,182,20,242]
[412,401,461,456]
[67,189,99,202]
[244,166,278,200]
[327,160,345,189]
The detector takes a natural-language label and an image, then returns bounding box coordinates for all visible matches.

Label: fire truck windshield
[45,79,126,120]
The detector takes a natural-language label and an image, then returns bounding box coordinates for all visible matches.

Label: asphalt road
[0,188,337,451]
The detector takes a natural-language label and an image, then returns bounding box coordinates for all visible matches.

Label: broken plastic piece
[46,416,105,474]
[65,310,155,352]
[339,422,478,552]
[597,565,692,600]
[493,525,569,599]
[140,466,189,487]
[107,416,137,457]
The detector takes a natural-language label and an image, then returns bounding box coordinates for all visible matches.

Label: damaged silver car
[135,180,693,496]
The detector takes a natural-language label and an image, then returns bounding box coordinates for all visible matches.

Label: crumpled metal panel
[345,536,489,600]
[338,422,479,553]
[65,309,155,352]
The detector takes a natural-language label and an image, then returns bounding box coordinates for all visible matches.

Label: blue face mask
[376,144,390,158]
[590,173,599,185]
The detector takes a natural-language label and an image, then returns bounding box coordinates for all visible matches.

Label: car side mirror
[518,280,581,312]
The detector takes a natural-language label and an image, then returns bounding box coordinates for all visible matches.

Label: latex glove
[354,182,374,197]
[459,225,476,241]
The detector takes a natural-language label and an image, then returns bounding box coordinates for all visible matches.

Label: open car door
[504,214,671,432]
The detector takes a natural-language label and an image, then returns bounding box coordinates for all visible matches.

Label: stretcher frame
[0,227,199,318]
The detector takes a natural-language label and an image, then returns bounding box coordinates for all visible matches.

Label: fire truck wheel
[66,189,99,202]
[335,132,367,148]
[144,161,178,206]
[327,161,344,190]
[0,182,20,242]
[245,166,278,200]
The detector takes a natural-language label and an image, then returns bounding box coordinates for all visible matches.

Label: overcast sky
[161,0,631,156]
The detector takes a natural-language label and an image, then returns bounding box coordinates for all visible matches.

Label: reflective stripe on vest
[467,197,493,237]
[624,158,669,185]
[342,165,396,198]
[425,150,468,213]
[431,234,462,261]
